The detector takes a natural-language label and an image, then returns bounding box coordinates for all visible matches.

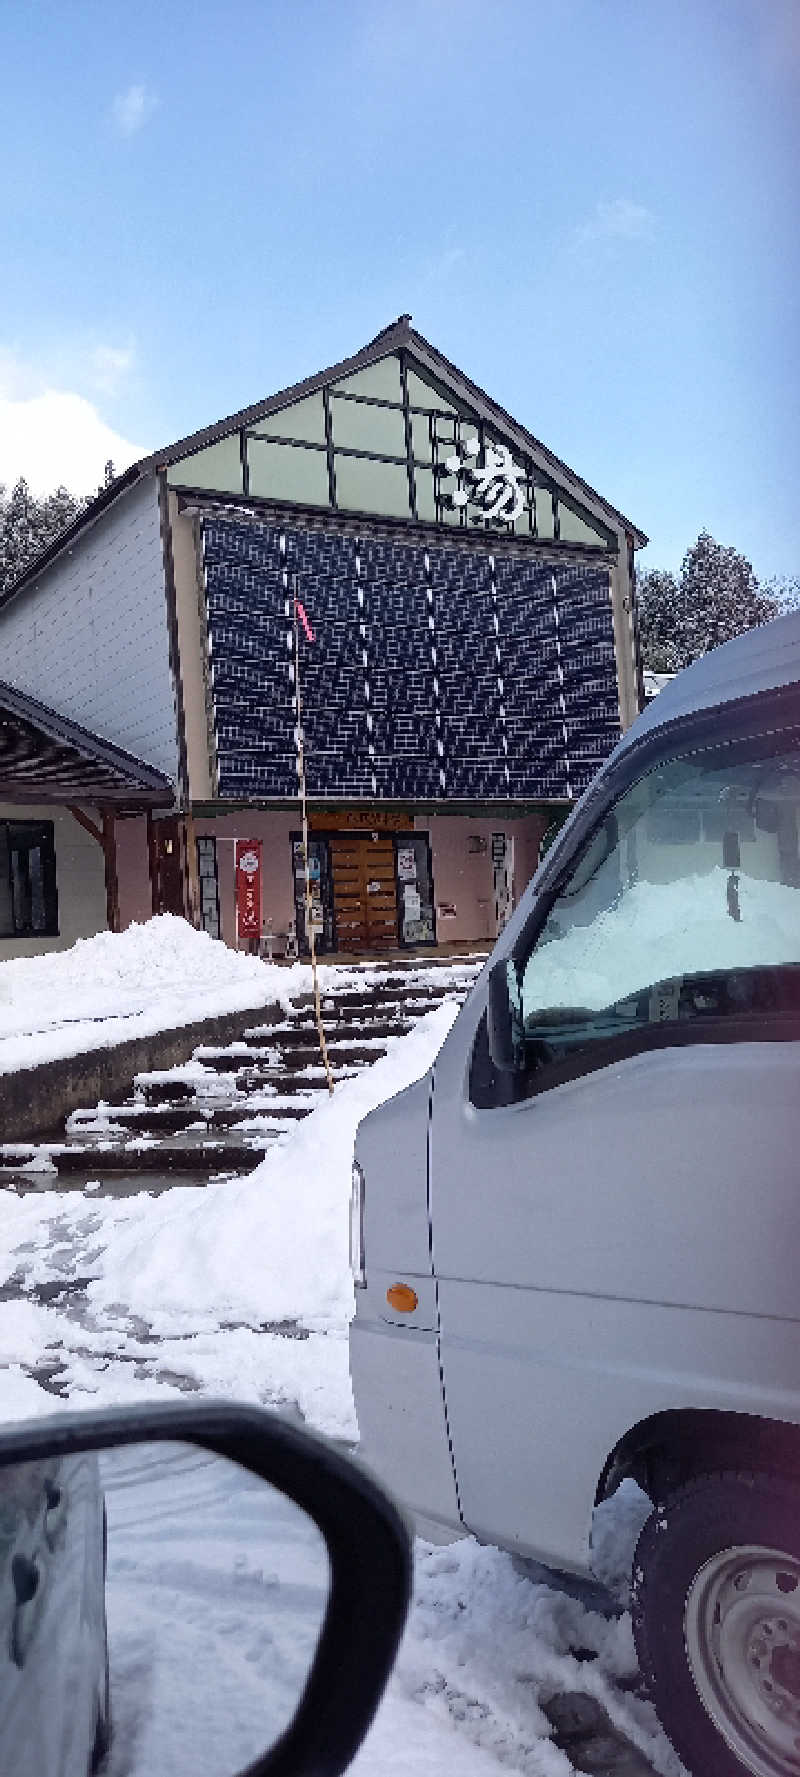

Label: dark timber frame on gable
[0,316,647,613]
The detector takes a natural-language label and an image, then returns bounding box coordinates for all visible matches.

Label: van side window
[510,741,800,1090]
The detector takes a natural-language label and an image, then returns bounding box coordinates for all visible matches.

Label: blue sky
[2,0,798,580]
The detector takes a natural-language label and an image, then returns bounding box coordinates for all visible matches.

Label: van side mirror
[487,959,525,1073]
[0,1401,411,1777]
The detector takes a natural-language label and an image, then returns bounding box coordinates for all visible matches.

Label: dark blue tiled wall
[202,515,620,803]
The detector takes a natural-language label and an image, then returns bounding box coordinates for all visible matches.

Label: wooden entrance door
[330,832,398,951]
[149,817,187,917]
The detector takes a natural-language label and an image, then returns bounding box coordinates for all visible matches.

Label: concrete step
[191,1046,280,1073]
[251,1019,409,1046]
[24,963,482,1198]
[70,1104,209,1135]
[208,1101,315,1125]
[266,1041,387,1067]
[139,1079,198,1105]
[54,1142,265,1176]
[319,987,446,1011]
[237,1067,351,1094]
[319,1004,422,1027]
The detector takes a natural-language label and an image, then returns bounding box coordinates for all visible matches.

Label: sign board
[235,839,262,940]
[397,846,417,882]
[308,809,411,832]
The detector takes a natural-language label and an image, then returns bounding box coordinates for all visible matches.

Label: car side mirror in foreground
[0,1400,411,1777]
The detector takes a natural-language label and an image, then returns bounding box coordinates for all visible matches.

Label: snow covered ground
[0,922,683,1776]
[0,916,314,1074]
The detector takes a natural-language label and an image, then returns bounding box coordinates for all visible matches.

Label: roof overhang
[0,681,174,811]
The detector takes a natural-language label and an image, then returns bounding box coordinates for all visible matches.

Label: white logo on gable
[444,437,526,524]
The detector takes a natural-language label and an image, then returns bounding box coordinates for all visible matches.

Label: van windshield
[519,738,800,1066]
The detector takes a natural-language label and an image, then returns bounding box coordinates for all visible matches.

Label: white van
[349,610,800,1777]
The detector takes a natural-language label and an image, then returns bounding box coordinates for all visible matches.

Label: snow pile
[0,998,460,1437]
[369,1535,684,1777]
[0,916,316,1074]
[88,1000,457,1338]
[526,869,800,1012]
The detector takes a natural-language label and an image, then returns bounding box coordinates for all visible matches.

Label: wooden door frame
[329,828,398,953]
[290,825,438,953]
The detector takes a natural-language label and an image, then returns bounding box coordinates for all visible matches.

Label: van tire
[632,1471,800,1777]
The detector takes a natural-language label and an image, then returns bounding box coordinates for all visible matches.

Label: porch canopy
[0,680,173,810]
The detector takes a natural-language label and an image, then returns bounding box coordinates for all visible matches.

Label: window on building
[195,836,220,940]
[0,822,59,938]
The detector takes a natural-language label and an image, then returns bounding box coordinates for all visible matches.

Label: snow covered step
[70,1104,212,1135]
[320,1018,413,1041]
[189,1046,280,1073]
[237,1067,354,1094]
[256,1040,388,1067]
[53,1142,266,1176]
[138,1078,201,1105]
[321,987,445,1011]
[247,1018,410,1044]
[209,1102,314,1124]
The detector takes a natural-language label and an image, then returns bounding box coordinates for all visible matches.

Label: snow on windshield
[524,868,800,1013]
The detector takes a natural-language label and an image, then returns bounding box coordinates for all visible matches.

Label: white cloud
[90,341,136,395]
[111,82,158,137]
[574,198,655,248]
[0,353,148,498]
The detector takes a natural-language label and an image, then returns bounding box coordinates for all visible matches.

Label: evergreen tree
[0,477,86,600]
[635,567,680,671]
[638,530,780,671]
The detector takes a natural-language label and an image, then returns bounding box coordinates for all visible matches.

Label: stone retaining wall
[0,999,308,1143]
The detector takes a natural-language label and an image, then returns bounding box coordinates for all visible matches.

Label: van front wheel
[632,1472,800,1777]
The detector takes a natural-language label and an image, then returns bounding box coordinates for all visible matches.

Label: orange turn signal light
[386,1283,418,1313]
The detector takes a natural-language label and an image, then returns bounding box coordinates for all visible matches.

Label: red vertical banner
[235,839,262,942]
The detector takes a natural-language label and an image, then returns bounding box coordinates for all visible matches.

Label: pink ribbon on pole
[295,599,315,643]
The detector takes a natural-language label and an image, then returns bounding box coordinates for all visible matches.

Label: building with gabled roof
[0,317,646,955]
[0,680,171,954]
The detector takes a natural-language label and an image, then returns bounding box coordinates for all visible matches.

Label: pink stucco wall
[193,810,297,948]
[115,815,154,929]
[419,813,547,945]
[190,808,547,952]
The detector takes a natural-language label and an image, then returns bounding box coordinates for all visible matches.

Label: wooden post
[293,582,334,1095]
[101,807,120,933]
[146,811,160,915]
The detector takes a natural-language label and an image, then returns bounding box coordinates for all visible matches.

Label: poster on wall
[397,846,417,882]
[235,839,262,941]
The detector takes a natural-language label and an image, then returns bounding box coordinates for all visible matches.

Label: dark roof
[2,315,647,603]
[0,680,173,808]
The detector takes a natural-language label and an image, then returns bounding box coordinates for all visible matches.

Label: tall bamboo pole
[293,581,334,1095]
